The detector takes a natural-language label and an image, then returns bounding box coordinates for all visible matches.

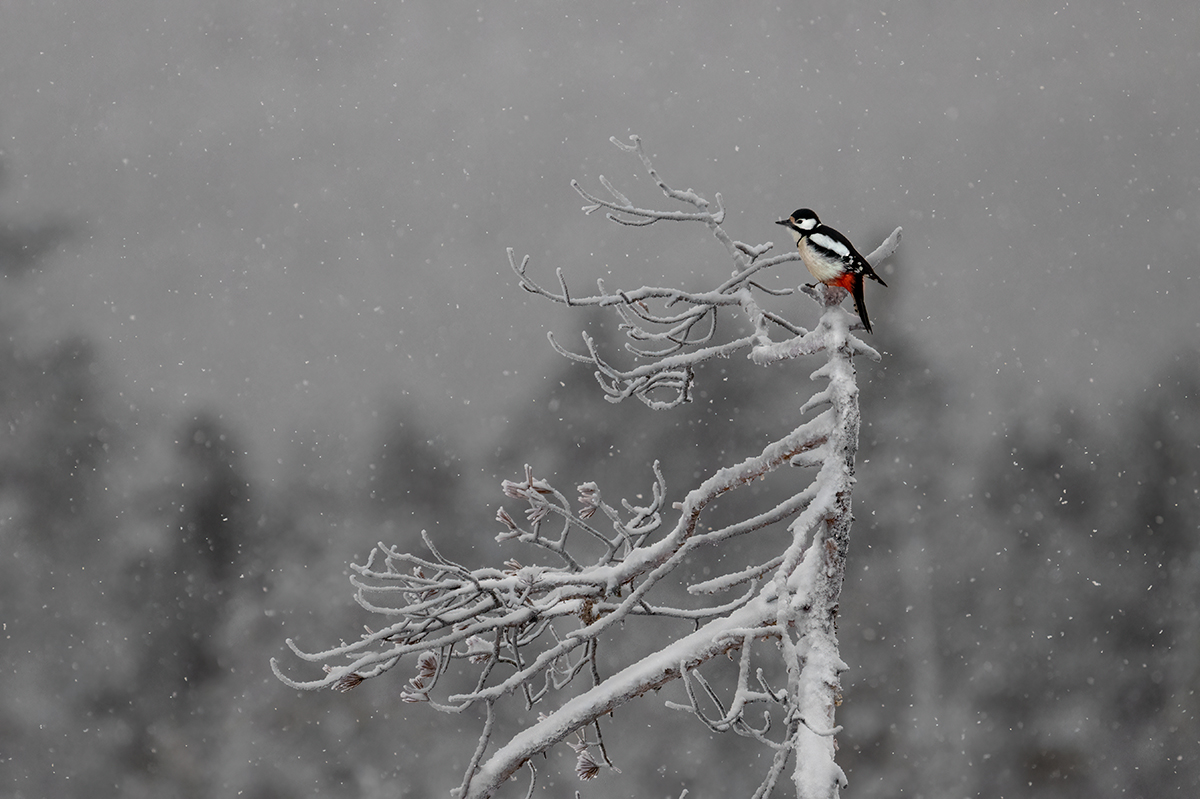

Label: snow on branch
[273,135,899,799]
[508,134,900,409]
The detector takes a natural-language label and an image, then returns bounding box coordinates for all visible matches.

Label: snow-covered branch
[273,135,899,799]
[508,135,898,410]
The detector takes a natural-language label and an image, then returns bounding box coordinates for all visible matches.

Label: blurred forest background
[2,2,1197,798]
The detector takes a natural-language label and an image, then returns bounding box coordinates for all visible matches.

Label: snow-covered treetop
[273,135,900,799]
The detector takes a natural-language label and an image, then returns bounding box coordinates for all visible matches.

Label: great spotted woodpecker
[776,208,888,333]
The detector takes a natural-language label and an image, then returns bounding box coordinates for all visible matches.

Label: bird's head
[776,208,820,243]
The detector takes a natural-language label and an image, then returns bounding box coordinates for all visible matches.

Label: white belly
[799,241,843,283]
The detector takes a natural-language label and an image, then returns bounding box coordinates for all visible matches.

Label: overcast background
[2,2,1198,798]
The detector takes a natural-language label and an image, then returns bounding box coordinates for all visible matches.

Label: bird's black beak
[775,218,790,227]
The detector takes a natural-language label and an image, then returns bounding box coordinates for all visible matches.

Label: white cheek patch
[810,232,850,259]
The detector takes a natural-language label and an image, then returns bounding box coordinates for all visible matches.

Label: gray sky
[2,0,1197,475]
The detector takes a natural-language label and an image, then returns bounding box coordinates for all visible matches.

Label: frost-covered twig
[273,135,897,799]
[509,135,898,411]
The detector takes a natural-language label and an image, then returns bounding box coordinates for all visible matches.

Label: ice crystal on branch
[273,135,900,799]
